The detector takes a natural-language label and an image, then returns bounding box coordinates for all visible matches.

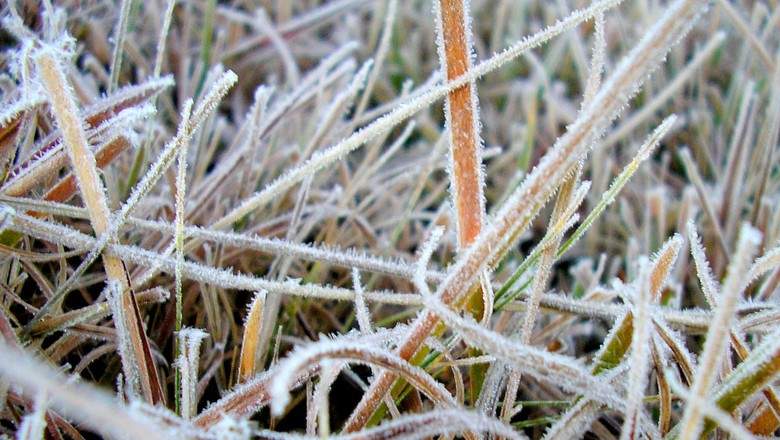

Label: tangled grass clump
[0,0,779,438]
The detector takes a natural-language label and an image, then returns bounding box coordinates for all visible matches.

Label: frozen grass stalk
[620,258,653,439]
[434,0,485,248]
[34,44,163,405]
[177,328,208,420]
[0,341,166,439]
[173,99,192,415]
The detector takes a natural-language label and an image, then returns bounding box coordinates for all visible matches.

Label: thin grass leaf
[34,45,112,234]
[353,0,398,120]
[105,280,141,396]
[651,340,673,435]
[0,98,41,174]
[252,9,300,87]
[746,246,780,286]
[28,288,167,336]
[556,115,678,259]
[310,360,341,437]
[173,98,193,416]
[582,12,606,106]
[720,80,755,240]
[107,0,133,92]
[747,58,780,228]
[679,147,731,261]
[716,0,775,71]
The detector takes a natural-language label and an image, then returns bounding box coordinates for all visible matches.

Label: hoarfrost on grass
[269,337,456,416]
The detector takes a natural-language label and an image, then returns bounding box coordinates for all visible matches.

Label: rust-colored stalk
[439,0,484,248]
[346,0,486,429]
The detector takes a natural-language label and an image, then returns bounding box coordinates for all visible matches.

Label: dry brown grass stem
[33,46,163,406]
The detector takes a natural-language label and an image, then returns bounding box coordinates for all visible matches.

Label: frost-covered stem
[528,185,583,326]
[435,0,485,248]
[0,342,167,440]
[153,0,176,78]
[343,410,528,440]
[35,47,161,405]
[18,393,47,440]
[352,269,373,334]
[269,341,458,416]
[621,260,653,440]
[108,0,133,92]
[344,0,709,430]
[678,223,762,439]
[353,0,398,121]
[173,101,192,416]
[178,328,208,420]
[35,50,112,236]
[502,177,585,421]
[193,365,319,428]
[314,361,339,438]
[434,0,488,403]
[105,280,141,395]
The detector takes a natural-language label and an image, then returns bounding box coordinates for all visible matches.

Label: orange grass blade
[238,291,267,383]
